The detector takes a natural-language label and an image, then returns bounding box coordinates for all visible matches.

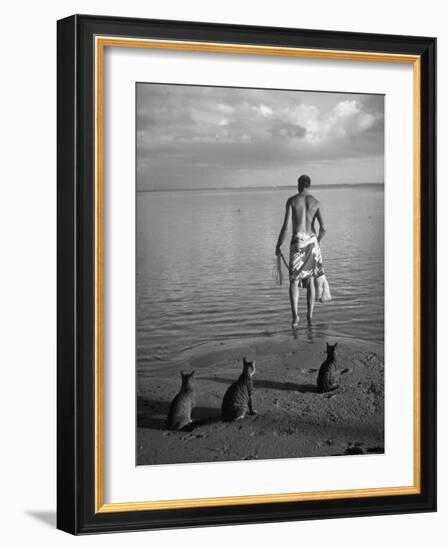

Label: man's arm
[315,206,326,242]
[275,199,291,255]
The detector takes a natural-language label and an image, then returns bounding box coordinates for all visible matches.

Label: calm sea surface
[136,185,384,373]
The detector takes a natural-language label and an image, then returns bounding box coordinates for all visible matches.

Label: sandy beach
[137,335,384,466]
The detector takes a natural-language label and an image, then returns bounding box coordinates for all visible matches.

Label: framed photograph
[57,14,436,534]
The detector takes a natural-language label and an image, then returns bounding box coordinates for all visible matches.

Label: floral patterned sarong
[289,232,324,284]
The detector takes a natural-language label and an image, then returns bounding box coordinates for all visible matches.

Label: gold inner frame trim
[94,35,421,514]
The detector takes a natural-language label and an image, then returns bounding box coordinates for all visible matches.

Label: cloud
[270,120,307,139]
[136,84,384,189]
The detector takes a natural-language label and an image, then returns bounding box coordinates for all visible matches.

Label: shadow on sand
[202,376,318,394]
[137,396,221,430]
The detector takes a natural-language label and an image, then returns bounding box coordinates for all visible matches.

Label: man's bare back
[289,193,321,236]
[275,191,326,254]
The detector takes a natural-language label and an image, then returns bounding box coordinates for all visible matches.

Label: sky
[136,83,384,191]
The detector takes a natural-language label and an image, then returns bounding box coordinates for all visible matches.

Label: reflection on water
[136,185,384,373]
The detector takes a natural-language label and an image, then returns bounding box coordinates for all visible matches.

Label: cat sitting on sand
[317,343,339,393]
[221,358,257,421]
[166,370,196,430]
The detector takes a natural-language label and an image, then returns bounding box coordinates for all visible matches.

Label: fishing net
[316,274,332,303]
[273,254,284,286]
[272,250,290,286]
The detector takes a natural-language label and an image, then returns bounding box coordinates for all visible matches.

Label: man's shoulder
[307,194,320,206]
[286,194,299,205]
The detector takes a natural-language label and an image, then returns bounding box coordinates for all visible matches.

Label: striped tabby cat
[317,343,339,393]
[166,370,196,430]
[221,358,257,421]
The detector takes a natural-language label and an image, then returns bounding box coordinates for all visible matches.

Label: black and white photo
[136,83,385,465]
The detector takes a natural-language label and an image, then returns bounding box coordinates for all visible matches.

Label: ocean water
[136,185,384,373]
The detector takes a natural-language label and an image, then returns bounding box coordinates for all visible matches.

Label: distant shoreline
[138,182,384,193]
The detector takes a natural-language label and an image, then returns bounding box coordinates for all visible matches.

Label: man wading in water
[275,175,327,328]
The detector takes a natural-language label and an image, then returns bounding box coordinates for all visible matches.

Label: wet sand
[137,337,384,466]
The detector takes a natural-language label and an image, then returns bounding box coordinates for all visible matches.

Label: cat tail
[190,415,223,429]
[180,422,195,432]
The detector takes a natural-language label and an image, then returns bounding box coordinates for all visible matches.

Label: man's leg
[289,279,300,327]
[306,276,315,322]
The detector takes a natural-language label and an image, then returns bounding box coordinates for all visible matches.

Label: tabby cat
[166,370,196,430]
[221,358,257,421]
[317,343,339,393]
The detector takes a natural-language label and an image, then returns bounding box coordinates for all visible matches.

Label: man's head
[298,174,311,193]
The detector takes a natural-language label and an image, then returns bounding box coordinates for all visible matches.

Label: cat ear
[334,342,338,348]
[243,357,247,365]
[181,370,185,377]
[190,370,195,377]
[326,343,330,350]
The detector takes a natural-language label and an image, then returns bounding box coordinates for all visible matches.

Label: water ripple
[136,186,384,372]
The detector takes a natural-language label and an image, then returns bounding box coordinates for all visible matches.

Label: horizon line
[137,182,384,193]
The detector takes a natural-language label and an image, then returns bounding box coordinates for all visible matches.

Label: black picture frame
[57,14,436,534]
